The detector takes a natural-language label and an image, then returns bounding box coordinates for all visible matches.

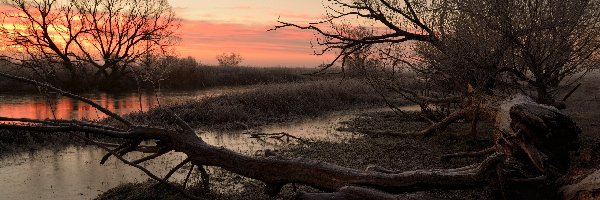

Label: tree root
[244,131,310,143]
[441,147,496,161]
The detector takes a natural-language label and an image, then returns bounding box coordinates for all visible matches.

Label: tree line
[0,0,288,92]
[0,0,598,199]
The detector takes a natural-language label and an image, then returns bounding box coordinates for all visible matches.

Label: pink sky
[168,1,333,67]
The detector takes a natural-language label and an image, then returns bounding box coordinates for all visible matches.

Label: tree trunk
[536,86,554,105]
[130,100,579,198]
[0,76,581,200]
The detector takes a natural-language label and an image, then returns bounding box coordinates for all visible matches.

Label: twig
[165,109,194,134]
[197,165,210,191]
[183,164,195,189]
[100,142,130,164]
[562,83,582,102]
[0,73,132,126]
[163,158,191,182]
[77,136,205,200]
[101,140,142,165]
[132,147,171,164]
[94,141,159,153]
[245,131,309,143]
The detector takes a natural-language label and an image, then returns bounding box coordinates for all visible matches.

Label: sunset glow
[167,0,331,67]
[0,1,332,66]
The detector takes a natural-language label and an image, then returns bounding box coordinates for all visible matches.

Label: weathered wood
[493,102,581,199]
[297,186,400,200]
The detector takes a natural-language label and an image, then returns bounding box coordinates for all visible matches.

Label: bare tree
[0,0,592,198]
[488,0,600,105]
[0,71,582,199]
[416,0,600,106]
[0,0,180,89]
[216,52,243,67]
[273,0,600,138]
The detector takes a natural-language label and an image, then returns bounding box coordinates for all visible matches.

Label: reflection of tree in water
[0,93,159,120]
[0,88,239,121]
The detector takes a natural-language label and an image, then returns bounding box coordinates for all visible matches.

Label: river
[0,87,245,120]
[0,88,417,199]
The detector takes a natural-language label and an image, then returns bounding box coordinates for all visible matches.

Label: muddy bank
[1,107,394,200]
[96,111,497,200]
[97,101,599,200]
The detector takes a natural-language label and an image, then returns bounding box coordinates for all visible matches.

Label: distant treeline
[161,64,318,90]
[0,57,326,93]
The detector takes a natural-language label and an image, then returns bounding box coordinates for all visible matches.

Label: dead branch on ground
[0,73,581,199]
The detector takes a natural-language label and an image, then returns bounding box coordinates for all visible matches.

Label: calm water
[0,108,395,200]
[0,87,245,121]
[0,88,420,199]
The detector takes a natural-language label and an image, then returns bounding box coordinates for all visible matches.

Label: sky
[167,0,332,67]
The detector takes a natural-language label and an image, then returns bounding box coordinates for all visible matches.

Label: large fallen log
[0,73,581,199]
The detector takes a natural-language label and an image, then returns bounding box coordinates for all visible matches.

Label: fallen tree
[0,70,582,200]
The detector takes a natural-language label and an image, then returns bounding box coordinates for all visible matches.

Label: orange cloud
[176,20,333,67]
[0,3,333,67]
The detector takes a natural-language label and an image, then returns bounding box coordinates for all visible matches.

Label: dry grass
[127,78,389,130]
[0,78,388,154]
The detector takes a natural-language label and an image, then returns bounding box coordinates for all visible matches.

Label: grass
[127,78,389,130]
[0,61,323,93]
[0,78,390,154]
[161,65,324,90]
[96,181,212,200]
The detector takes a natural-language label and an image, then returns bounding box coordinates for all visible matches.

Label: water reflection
[0,88,240,121]
[0,107,399,200]
[0,87,421,199]
[0,147,188,200]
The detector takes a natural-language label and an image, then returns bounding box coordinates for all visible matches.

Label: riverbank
[95,75,600,200]
[0,78,393,155]
[123,78,391,131]
[94,110,498,200]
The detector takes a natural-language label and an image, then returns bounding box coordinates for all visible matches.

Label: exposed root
[420,108,470,137]
[244,131,310,143]
[441,147,496,161]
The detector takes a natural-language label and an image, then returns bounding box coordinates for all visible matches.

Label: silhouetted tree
[272,0,595,197]
[0,0,180,90]
[216,52,243,67]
